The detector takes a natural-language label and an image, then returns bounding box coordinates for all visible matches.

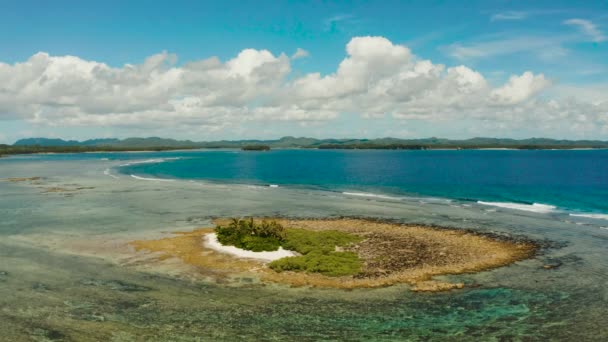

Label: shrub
[282,229,362,254]
[215,218,286,252]
[270,228,363,277]
[269,251,362,277]
[241,235,283,252]
[241,145,271,151]
[215,219,364,276]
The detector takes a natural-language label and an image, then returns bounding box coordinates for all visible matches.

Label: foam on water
[103,168,119,179]
[569,213,608,220]
[245,185,267,190]
[342,191,404,201]
[477,201,557,213]
[342,191,454,205]
[130,174,175,182]
[119,157,180,167]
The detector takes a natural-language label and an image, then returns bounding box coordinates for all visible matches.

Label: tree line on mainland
[2,136,608,156]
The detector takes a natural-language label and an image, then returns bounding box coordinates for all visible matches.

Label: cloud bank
[0,36,606,137]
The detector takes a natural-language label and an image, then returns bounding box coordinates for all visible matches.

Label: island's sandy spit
[203,233,298,261]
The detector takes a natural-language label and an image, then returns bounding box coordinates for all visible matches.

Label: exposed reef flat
[2,176,42,182]
[41,186,96,193]
[131,218,537,291]
[2,176,96,196]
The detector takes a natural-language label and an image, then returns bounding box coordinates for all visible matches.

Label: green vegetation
[241,145,271,151]
[274,228,363,277]
[5,135,608,157]
[281,228,362,254]
[316,142,608,150]
[269,251,362,277]
[0,144,202,157]
[317,143,428,150]
[215,218,364,276]
[215,218,286,252]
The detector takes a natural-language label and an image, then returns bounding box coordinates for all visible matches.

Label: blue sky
[1,0,607,143]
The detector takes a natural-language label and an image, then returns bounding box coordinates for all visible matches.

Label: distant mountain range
[12,136,608,149]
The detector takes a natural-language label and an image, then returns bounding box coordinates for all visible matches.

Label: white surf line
[342,191,403,201]
[103,168,119,179]
[119,157,180,167]
[119,159,164,167]
[130,175,175,182]
[203,233,297,262]
[477,201,557,214]
[570,213,608,220]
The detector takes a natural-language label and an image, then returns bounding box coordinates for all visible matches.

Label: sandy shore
[130,218,537,291]
[203,233,298,261]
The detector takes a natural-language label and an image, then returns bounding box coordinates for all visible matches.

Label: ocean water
[118,149,608,216]
[1,150,608,340]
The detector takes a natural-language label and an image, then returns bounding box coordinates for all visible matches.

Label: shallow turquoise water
[1,152,608,340]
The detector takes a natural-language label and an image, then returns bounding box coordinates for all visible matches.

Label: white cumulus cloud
[491,72,551,104]
[291,48,310,60]
[0,36,606,137]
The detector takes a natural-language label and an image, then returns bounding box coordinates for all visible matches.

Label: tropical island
[130,217,537,292]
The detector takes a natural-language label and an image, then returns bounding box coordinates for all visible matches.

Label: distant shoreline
[3,145,607,158]
[3,135,608,157]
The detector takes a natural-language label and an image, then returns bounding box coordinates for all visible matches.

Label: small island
[214,218,363,276]
[130,218,537,291]
[241,145,271,151]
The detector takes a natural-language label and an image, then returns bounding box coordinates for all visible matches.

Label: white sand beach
[203,233,298,262]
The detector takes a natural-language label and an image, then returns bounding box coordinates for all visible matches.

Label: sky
[1,0,607,143]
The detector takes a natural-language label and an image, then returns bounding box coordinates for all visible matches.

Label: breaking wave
[342,192,404,201]
[130,174,175,182]
[477,201,557,213]
[119,157,180,167]
[103,168,119,179]
[569,213,608,220]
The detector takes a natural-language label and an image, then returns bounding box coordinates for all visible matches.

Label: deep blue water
[114,149,608,215]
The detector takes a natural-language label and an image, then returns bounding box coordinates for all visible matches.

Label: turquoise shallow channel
[1,149,608,340]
